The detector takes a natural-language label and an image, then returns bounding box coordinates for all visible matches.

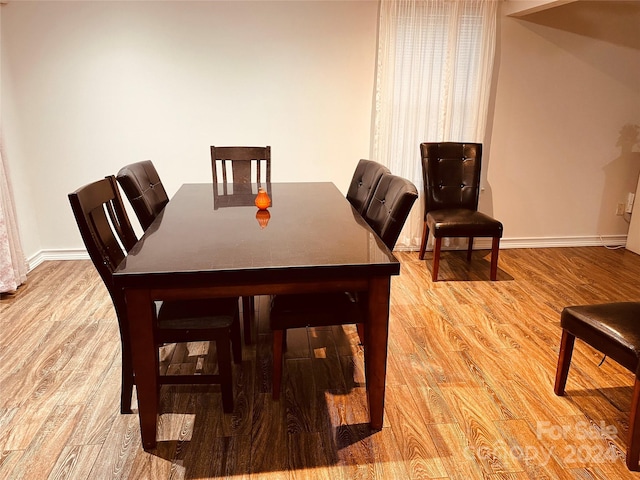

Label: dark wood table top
[114,182,398,447]
[114,182,400,289]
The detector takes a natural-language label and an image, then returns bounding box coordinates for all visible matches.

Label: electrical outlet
[616,203,625,215]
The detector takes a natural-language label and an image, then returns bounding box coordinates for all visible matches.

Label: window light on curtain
[0,152,28,293]
[373,0,499,249]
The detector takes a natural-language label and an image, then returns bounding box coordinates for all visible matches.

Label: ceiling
[506,0,640,50]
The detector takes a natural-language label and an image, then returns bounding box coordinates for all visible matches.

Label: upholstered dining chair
[69,176,242,414]
[117,159,253,345]
[346,159,390,215]
[554,302,640,471]
[116,160,169,231]
[269,173,418,399]
[418,142,503,281]
[210,146,271,344]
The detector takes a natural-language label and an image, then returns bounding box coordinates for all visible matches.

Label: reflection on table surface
[113,182,399,449]
[213,181,272,209]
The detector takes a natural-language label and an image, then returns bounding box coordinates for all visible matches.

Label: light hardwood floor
[2,247,640,479]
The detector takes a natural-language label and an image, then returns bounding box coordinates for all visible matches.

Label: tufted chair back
[364,173,418,250]
[346,159,391,215]
[418,141,502,281]
[421,142,482,216]
[116,160,169,230]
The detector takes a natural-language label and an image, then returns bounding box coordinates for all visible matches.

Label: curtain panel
[0,151,28,293]
[373,0,499,249]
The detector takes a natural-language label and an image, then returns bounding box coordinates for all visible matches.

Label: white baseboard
[29,235,628,271]
[28,249,89,271]
[393,235,628,252]
[489,235,627,249]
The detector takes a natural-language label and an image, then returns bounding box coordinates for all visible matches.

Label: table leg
[365,276,391,430]
[125,289,159,449]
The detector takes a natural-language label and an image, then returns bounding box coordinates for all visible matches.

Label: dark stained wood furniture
[210,146,271,187]
[69,176,242,416]
[210,146,272,341]
[113,182,401,450]
[270,174,417,399]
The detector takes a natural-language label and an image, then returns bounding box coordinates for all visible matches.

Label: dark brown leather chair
[210,146,271,344]
[346,159,390,215]
[69,176,242,414]
[117,159,254,345]
[554,302,640,471]
[269,173,418,399]
[116,160,169,230]
[363,173,419,249]
[418,142,503,281]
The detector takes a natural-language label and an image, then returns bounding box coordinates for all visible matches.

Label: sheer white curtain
[373,0,499,249]
[0,151,28,293]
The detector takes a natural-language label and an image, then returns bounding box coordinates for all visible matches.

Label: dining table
[113,182,401,449]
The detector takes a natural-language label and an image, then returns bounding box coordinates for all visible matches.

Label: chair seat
[561,302,640,374]
[427,209,503,238]
[270,292,364,330]
[69,175,241,416]
[156,298,239,330]
[555,301,640,471]
[269,172,416,400]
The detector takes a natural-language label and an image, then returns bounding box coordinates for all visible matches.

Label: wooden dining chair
[211,146,271,188]
[69,176,242,414]
[210,146,271,344]
[116,160,169,231]
[346,159,390,215]
[418,142,503,281]
[269,173,418,399]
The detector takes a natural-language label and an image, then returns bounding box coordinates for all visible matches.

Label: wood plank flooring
[2,246,640,479]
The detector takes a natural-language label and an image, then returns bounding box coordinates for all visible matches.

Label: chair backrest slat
[68,176,137,315]
[211,146,271,186]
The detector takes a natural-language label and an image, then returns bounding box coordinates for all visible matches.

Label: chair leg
[419,221,429,260]
[216,336,234,413]
[117,314,135,413]
[490,236,500,281]
[242,296,252,345]
[432,237,442,282]
[231,318,242,364]
[467,237,474,262]
[554,329,576,396]
[120,342,134,414]
[356,323,365,345]
[272,329,284,400]
[627,377,640,471]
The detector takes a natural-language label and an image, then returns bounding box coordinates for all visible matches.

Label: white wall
[486,1,640,245]
[1,0,379,261]
[2,1,639,265]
